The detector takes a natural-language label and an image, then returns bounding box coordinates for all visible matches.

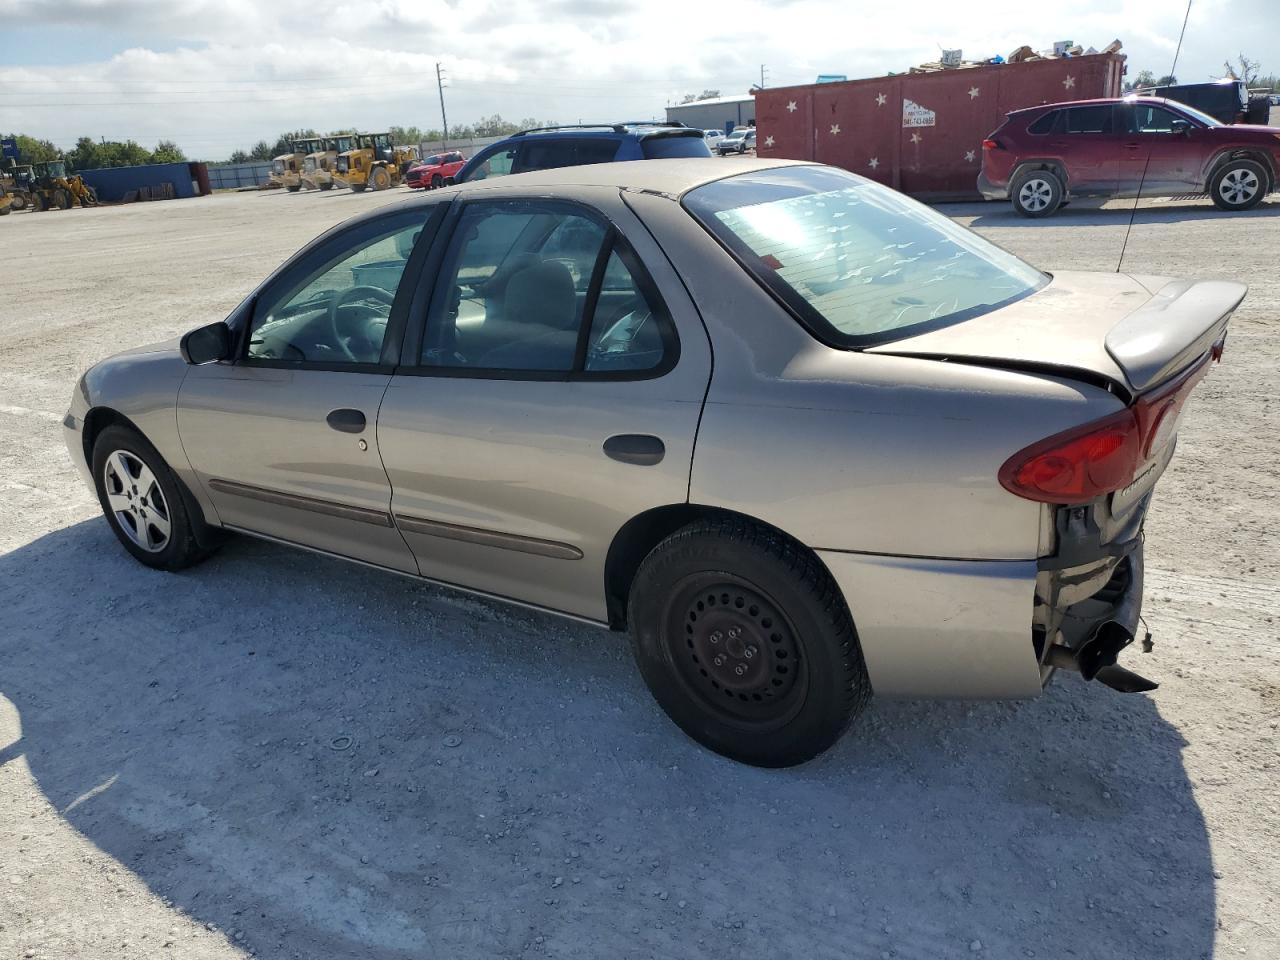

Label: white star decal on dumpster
[764,135,774,147]
[964,150,976,162]
[830,124,841,135]
[786,100,797,113]
[910,132,922,144]
[1063,76,1076,89]
[876,93,887,106]
[968,86,980,99]
[869,157,879,169]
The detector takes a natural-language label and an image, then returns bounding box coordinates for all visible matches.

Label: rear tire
[628,517,871,767]
[53,188,73,210]
[1209,158,1268,211]
[319,180,333,191]
[91,425,216,571]
[1012,168,1063,217]
[351,182,367,193]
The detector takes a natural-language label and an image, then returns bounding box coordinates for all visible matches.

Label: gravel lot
[2,184,1277,960]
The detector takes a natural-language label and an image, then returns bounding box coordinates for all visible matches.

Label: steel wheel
[665,573,808,728]
[1018,177,1054,212]
[1218,168,1260,205]
[101,449,171,553]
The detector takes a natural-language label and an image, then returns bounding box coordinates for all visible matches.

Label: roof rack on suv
[510,121,689,136]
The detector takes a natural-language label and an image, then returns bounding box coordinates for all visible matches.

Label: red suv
[979,96,1280,217]
[406,151,466,189]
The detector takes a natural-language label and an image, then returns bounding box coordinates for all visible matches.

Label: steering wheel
[327,285,395,361]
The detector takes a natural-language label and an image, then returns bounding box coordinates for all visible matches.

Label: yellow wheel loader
[27,161,98,211]
[2,164,34,211]
[267,138,323,191]
[0,188,12,216]
[300,135,355,191]
[334,133,417,192]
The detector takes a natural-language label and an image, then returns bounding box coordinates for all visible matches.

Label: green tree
[249,140,275,161]
[680,89,721,104]
[152,140,186,163]
[1155,74,1178,86]
[228,149,251,163]
[3,133,60,163]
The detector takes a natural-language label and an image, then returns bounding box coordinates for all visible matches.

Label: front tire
[1011,168,1063,217]
[431,174,443,189]
[628,518,871,767]
[370,166,391,191]
[92,425,214,571]
[1209,159,1268,211]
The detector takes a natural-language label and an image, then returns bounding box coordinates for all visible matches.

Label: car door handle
[326,408,367,434]
[603,434,665,466]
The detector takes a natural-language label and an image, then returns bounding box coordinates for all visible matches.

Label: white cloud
[1,0,1274,159]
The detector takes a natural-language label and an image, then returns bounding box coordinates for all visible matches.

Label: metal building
[755,53,1125,199]
[665,94,756,134]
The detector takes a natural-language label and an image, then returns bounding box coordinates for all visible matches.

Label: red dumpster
[755,53,1125,200]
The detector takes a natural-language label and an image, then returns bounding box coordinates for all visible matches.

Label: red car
[406,151,466,189]
[979,96,1280,217]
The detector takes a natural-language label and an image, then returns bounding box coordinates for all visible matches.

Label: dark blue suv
[453,122,711,184]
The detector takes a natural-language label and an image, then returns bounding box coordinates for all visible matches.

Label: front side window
[467,146,517,181]
[685,165,1047,347]
[420,201,669,374]
[1124,104,1185,133]
[247,216,426,365]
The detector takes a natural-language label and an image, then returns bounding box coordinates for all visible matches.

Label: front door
[178,207,436,572]
[1116,103,1210,193]
[377,191,712,620]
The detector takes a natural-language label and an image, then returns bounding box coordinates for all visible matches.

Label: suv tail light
[999,354,1216,504]
[982,138,1003,151]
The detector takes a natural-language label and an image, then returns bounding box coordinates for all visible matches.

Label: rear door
[1045,104,1123,193]
[377,188,712,620]
[178,205,442,572]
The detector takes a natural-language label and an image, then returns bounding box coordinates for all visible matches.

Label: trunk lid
[868,270,1245,396]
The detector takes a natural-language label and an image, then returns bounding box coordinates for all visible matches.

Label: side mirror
[180,321,232,364]
[1170,118,1191,135]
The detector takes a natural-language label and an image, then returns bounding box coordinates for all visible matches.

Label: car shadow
[951,196,1280,228]
[1,520,1215,959]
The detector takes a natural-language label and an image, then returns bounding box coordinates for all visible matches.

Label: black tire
[33,192,47,212]
[628,517,871,767]
[83,186,98,206]
[431,174,443,189]
[91,424,215,571]
[370,166,391,191]
[286,184,302,193]
[54,188,73,210]
[351,183,367,193]
[10,191,27,211]
[1011,168,1063,217]
[1209,158,1269,211]
[319,180,333,191]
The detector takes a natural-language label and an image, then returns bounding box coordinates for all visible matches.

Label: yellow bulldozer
[26,160,98,211]
[267,137,326,191]
[334,133,418,192]
[300,134,355,191]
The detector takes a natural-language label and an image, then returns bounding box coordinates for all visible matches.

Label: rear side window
[1027,110,1059,134]
[685,165,1047,348]
[642,135,714,159]
[517,139,580,172]
[1063,106,1113,134]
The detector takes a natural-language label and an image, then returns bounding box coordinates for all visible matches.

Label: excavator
[334,133,418,192]
[299,134,355,191]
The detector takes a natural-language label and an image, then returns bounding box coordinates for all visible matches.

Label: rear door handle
[326,408,367,434]
[603,434,665,466]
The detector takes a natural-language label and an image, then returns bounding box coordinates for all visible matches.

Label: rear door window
[1063,106,1113,134]
[516,140,581,172]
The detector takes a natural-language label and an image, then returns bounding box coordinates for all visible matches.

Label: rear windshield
[684,165,1048,347]
[641,134,714,159]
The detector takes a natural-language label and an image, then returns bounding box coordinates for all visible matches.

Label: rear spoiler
[1106,279,1246,391]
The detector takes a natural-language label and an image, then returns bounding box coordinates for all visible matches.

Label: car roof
[1010,95,1184,116]
[428,157,812,201]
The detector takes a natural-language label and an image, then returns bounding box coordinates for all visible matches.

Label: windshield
[641,135,713,159]
[685,165,1048,347]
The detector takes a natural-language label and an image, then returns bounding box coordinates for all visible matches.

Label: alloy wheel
[1018,178,1053,212]
[102,449,171,553]
[1219,168,1260,205]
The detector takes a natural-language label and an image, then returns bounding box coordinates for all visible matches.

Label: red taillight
[982,138,1002,151]
[999,409,1141,504]
[999,356,1214,505]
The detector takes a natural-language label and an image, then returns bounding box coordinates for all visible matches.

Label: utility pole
[760,64,768,88]
[436,62,450,149]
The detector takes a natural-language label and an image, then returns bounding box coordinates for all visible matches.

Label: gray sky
[0,0,1273,159]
